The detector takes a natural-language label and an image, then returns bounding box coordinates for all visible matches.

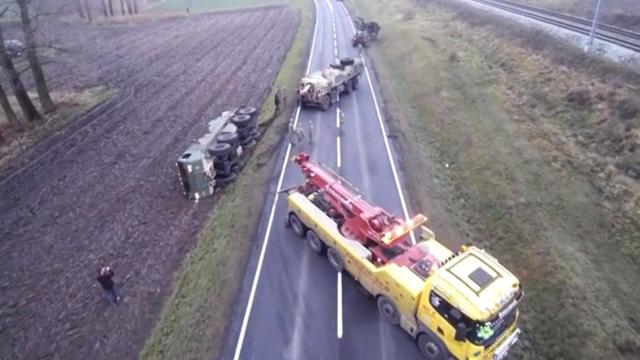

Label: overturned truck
[176,106,259,200]
[297,58,363,110]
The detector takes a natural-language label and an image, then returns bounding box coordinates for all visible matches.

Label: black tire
[344,80,352,94]
[377,296,400,325]
[327,247,344,272]
[320,95,331,111]
[207,142,231,157]
[288,213,306,237]
[330,89,338,104]
[306,230,325,254]
[216,132,239,147]
[232,114,255,128]
[417,333,447,360]
[352,77,358,90]
[237,106,257,117]
[340,58,354,66]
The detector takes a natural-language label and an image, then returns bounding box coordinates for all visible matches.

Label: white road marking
[232,0,320,358]
[338,2,417,244]
[336,136,341,170]
[337,271,343,339]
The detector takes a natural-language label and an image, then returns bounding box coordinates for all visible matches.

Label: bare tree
[132,0,138,14]
[17,0,56,114]
[73,0,85,19]
[100,0,108,17]
[0,25,41,122]
[119,0,125,15]
[84,0,93,21]
[108,0,114,16]
[0,82,21,129]
[125,0,132,15]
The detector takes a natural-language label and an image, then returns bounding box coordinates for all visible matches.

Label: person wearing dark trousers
[274,89,281,116]
[97,264,120,304]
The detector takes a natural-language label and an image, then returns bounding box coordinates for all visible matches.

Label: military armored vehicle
[351,17,380,48]
[297,58,363,110]
[176,106,259,200]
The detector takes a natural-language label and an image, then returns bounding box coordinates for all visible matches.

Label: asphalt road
[220,1,424,359]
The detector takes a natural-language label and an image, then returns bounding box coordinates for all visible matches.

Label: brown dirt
[0,7,300,359]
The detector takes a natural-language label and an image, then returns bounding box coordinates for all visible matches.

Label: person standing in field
[97,263,120,304]
[274,88,281,116]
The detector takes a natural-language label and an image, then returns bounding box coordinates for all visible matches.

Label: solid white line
[336,108,340,129]
[337,271,343,339]
[336,135,341,169]
[232,0,320,358]
[338,3,417,244]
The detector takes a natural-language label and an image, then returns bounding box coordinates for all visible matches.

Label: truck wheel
[237,106,257,117]
[331,89,338,103]
[320,95,331,111]
[208,142,232,157]
[306,230,325,254]
[232,114,255,128]
[377,296,400,325]
[417,333,447,360]
[288,213,306,237]
[216,132,239,147]
[327,247,344,272]
[344,80,352,94]
[352,77,358,90]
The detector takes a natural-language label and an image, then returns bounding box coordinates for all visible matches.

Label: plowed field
[0,7,300,359]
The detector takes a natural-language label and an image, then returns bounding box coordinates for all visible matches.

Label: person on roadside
[97,263,120,304]
[274,89,281,116]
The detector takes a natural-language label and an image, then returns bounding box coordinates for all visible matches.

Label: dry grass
[350,0,640,358]
[0,86,114,171]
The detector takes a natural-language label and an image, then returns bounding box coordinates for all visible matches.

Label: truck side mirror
[454,323,467,341]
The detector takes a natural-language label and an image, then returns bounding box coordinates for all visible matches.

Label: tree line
[0,0,55,143]
[73,0,140,21]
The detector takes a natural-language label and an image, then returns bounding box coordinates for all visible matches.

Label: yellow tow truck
[285,187,523,360]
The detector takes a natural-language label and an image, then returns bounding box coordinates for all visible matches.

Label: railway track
[471,0,640,52]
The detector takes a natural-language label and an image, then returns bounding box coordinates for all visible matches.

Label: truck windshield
[466,301,518,347]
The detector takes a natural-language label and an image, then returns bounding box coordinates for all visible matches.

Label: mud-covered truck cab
[297,57,363,110]
[284,154,523,360]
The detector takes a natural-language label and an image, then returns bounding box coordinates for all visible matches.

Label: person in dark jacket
[97,264,120,304]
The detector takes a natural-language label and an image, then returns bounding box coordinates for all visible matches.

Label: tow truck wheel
[306,230,325,254]
[327,247,344,272]
[417,333,446,360]
[288,213,306,237]
[377,296,400,325]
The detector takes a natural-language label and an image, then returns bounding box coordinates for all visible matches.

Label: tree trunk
[132,0,138,14]
[125,0,132,15]
[100,0,108,17]
[108,0,114,16]
[73,0,85,19]
[0,26,41,122]
[84,0,93,22]
[17,0,56,114]
[119,0,125,15]
[0,82,21,129]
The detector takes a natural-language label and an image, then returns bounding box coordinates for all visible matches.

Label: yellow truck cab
[286,190,523,360]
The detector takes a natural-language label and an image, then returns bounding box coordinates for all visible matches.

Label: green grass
[139,1,312,359]
[350,0,640,358]
[151,0,286,13]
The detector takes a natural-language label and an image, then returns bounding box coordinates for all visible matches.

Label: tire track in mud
[0,8,301,360]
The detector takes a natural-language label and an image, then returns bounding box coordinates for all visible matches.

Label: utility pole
[587,0,604,49]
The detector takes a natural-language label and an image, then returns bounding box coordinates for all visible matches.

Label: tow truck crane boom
[293,153,426,253]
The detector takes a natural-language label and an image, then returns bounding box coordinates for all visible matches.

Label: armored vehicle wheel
[340,57,354,66]
[217,132,239,147]
[237,106,257,117]
[377,296,400,325]
[320,95,331,111]
[417,332,447,360]
[327,247,344,272]
[208,142,232,157]
[232,114,255,128]
[306,230,325,254]
[288,213,306,237]
[344,80,352,94]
